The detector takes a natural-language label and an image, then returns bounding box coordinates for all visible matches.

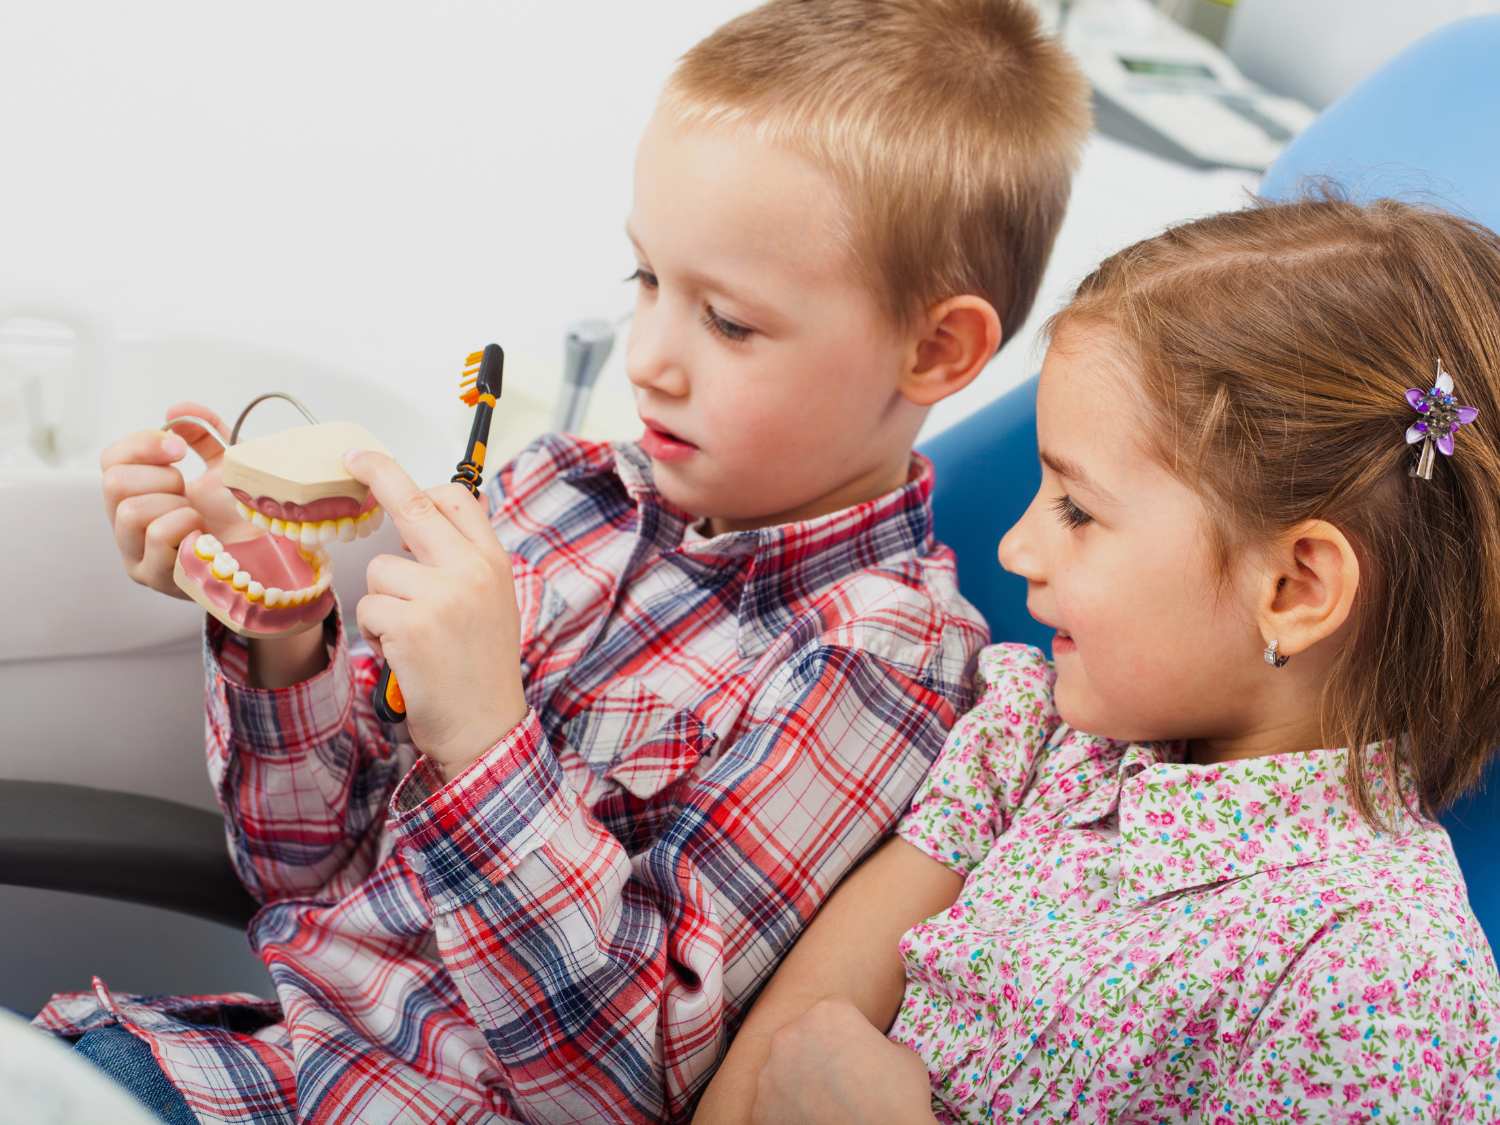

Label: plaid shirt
[37,436,987,1124]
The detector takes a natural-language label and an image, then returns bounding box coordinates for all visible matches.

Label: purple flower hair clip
[1405,362,1479,480]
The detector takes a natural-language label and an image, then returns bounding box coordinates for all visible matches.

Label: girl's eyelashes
[1051,494,1094,530]
[703,306,752,343]
[626,268,658,290]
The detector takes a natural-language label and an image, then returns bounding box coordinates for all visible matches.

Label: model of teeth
[173,420,391,639]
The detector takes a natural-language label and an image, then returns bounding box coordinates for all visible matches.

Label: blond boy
[66,2,1089,1121]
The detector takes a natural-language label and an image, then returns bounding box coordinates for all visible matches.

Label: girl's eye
[627,268,658,290]
[703,306,752,343]
[1050,494,1093,530]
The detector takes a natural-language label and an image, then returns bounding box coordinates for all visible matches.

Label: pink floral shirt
[893,644,1500,1124]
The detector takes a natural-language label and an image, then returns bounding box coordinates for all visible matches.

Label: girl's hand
[751,996,939,1125]
[101,403,249,597]
[345,449,529,781]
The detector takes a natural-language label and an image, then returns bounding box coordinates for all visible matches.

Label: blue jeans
[72,1025,197,1125]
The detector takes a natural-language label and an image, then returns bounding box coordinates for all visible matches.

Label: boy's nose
[625,311,690,399]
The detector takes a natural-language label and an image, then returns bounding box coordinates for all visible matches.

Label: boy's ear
[899,295,1002,407]
[1257,519,1361,660]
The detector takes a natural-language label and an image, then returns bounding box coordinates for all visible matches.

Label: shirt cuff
[206,601,350,758]
[386,709,574,911]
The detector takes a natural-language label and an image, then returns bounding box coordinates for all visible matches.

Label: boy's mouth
[639,419,700,463]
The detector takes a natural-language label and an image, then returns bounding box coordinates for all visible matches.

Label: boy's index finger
[344,449,469,567]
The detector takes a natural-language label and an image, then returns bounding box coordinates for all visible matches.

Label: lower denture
[192,531,332,609]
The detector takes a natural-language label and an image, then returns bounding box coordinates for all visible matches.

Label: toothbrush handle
[373,345,503,728]
[374,663,406,724]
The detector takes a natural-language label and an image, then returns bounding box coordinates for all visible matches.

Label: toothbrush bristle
[459,348,485,404]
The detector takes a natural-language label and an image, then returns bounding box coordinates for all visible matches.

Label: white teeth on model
[212,500,367,609]
[190,530,332,611]
[233,503,367,547]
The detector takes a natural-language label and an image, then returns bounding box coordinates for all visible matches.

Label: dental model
[173,418,390,639]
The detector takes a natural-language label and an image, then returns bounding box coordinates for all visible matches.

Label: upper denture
[228,490,377,524]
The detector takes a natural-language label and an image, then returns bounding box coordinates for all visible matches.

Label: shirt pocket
[561,679,718,801]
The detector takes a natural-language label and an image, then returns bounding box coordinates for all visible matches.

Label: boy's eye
[627,268,659,290]
[1050,494,1093,530]
[702,306,752,343]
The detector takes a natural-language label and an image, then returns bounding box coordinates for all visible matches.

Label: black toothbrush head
[460,344,505,406]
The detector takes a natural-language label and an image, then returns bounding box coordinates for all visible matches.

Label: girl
[695,197,1500,1124]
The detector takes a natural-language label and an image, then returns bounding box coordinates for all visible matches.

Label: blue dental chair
[920,12,1500,945]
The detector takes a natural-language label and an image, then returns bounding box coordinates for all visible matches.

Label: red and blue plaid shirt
[37,436,988,1124]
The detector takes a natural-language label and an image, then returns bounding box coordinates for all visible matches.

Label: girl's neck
[1188,718,1326,766]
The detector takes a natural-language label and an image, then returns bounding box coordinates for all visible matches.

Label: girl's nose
[625,304,690,400]
[997,496,1044,582]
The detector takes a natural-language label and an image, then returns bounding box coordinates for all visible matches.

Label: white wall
[0,2,753,427]
[1226,0,1500,110]
[0,2,1258,448]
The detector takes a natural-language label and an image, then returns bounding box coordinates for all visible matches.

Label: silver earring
[1263,639,1290,668]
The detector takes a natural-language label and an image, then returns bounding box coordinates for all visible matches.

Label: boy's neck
[702,452,913,538]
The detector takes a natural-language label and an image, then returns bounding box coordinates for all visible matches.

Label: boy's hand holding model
[61,2,1090,1122]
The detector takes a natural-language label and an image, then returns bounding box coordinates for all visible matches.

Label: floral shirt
[893,644,1500,1124]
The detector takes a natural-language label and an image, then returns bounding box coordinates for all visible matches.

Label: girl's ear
[899,295,1002,407]
[1258,519,1361,659]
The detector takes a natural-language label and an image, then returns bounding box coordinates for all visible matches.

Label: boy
[62,1,1089,1121]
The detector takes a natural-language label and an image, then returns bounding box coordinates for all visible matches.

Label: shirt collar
[1114,744,1422,905]
[608,442,939,657]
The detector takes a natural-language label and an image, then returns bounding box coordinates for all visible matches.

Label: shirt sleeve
[205,602,419,904]
[385,641,964,1125]
[1209,941,1500,1120]
[897,643,1059,876]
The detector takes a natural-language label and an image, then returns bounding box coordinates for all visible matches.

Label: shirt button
[406,850,428,874]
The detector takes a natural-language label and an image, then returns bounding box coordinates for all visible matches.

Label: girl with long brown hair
[696,197,1500,1124]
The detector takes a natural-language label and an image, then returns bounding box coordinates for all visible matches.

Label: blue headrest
[1260,15,1500,234]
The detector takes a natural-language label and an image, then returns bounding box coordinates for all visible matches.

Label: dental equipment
[553,318,615,434]
[166,396,391,639]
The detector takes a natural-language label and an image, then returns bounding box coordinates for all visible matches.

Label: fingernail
[343,448,367,464]
[163,435,186,458]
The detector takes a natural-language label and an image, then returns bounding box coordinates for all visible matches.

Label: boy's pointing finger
[343,449,467,566]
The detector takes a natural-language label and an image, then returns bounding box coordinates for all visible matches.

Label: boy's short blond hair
[660,0,1091,340]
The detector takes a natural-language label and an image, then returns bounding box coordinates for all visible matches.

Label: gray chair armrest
[0,781,258,929]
